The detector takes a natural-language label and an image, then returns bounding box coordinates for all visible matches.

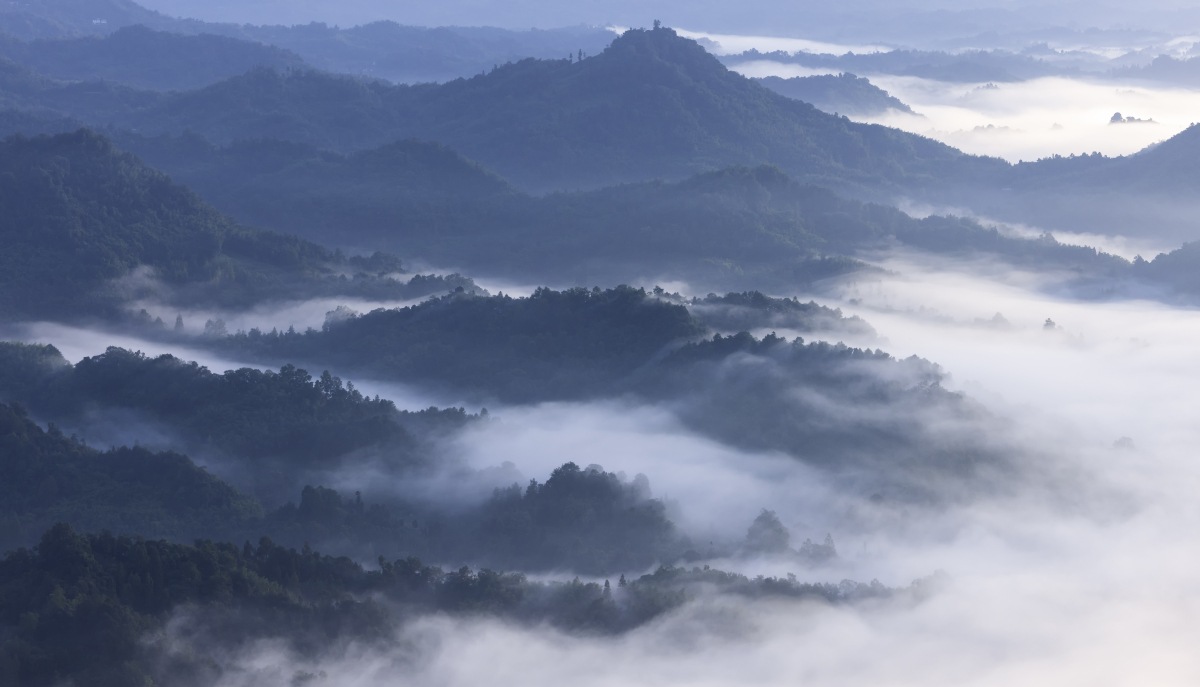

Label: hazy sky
[138,0,1200,40]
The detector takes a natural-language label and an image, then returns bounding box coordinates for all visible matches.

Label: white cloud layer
[734,60,1200,162]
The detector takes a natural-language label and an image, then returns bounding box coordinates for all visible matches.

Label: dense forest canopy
[0,400,263,551]
[0,521,901,686]
[0,387,697,574]
[0,342,463,503]
[210,286,707,403]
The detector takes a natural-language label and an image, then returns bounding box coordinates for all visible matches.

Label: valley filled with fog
[0,1,1198,685]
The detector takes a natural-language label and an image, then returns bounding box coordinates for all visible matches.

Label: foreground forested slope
[0,130,479,321]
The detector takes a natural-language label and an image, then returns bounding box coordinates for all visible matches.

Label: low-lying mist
[233,254,1199,685]
[733,60,1200,162]
[9,256,1200,683]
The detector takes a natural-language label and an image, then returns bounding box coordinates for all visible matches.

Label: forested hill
[0,25,1001,192]
[0,25,307,91]
[214,286,707,403]
[0,129,476,321]
[117,26,994,191]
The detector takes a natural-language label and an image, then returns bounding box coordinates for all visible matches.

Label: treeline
[211,285,707,403]
[0,391,694,573]
[0,342,471,503]
[0,401,262,552]
[0,522,897,687]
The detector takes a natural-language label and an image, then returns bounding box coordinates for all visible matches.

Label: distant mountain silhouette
[0,0,616,83]
[0,0,190,40]
[105,26,996,191]
[0,24,306,90]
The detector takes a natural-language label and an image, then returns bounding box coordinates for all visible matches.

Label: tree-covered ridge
[678,290,878,339]
[0,343,697,570]
[635,331,1009,500]
[214,286,707,403]
[0,401,263,553]
[0,522,901,686]
[757,73,916,116]
[0,342,453,503]
[0,24,307,91]
[180,285,1008,497]
[265,462,687,575]
[0,129,483,320]
[0,370,689,573]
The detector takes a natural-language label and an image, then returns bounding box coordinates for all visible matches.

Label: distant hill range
[0,26,1000,193]
[756,73,916,117]
[102,127,1200,302]
[0,24,305,90]
[0,0,616,84]
[0,1,1196,243]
